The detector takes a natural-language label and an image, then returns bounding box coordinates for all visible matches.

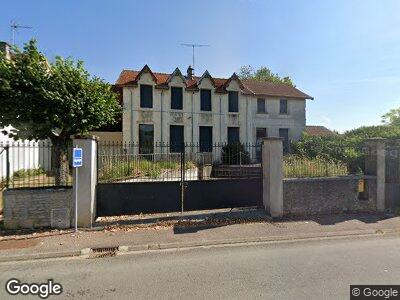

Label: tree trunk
[52,138,70,186]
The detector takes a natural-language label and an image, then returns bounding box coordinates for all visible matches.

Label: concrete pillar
[72,135,98,228]
[365,138,386,211]
[262,137,283,218]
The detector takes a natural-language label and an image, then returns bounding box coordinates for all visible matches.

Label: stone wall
[3,187,73,229]
[283,176,377,216]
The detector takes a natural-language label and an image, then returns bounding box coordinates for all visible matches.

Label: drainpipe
[160,90,164,147]
[130,90,134,144]
[219,96,222,143]
[246,95,249,144]
[191,92,194,145]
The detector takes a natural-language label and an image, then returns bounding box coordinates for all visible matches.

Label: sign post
[72,147,83,233]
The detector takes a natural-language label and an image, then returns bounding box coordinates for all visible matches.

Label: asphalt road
[0,235,400,299]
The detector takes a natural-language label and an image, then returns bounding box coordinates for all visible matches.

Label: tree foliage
[0,40,120,140]
[290,123,400,174]
[0,40,121,184]
[238,65,295,86]
[382,108,400,127]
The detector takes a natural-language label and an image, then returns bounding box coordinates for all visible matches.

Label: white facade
[0,127,51,181]
[122,72,306,148]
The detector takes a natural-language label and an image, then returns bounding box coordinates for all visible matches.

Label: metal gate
[96,142,263,217]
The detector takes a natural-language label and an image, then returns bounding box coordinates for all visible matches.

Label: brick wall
[3,188,73,229]
[283,176,377,216]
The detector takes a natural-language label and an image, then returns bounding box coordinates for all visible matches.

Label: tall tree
[238,65,295,86]
[382,108,400,127]
[0,40,121,185]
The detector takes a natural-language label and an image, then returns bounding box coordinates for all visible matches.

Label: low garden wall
[283,176,377,216]
[3,187,73,229]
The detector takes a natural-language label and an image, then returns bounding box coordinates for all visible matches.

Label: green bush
[284,155,349,178]
[289,125,400,173]
[12,168,46,179]
[221,143,250,165]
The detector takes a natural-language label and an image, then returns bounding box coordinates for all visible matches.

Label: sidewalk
[0,208,399,262]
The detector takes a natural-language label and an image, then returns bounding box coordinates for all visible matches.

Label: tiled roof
[242,80,312,99]
[305,126,337,136]
[115,66,313,100]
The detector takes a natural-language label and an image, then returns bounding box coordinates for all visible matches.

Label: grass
[0,170,72,189]
[12,168,46,179]
[98,157,198,182]
[284,155,349,178]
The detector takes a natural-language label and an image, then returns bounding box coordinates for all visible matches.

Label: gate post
[72,135,98,228]
[365,138,386,211]
[262,137,283,218]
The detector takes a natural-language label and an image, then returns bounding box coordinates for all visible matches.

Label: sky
[1,0,400,132]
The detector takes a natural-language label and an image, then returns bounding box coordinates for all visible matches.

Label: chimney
[187,65,194,80]
[0,41,11,60]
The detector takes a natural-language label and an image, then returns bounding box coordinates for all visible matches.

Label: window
[256,128,267,142]
[257,98,266,113]
[171,87,183,110]
[140,85,153,108]
[170,125,184,153]
[256,128,267,161]
[279,128,289,153]
[199,126,213,152]
[228,91,239,113]
[200,89,212,111]
[139,124,154,154]
[227,127,240,144]
[280,99,288,114]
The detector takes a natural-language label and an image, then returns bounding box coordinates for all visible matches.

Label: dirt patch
[0,238,40,250]
[103,216,270,233]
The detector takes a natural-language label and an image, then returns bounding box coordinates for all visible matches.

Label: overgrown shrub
[12,168,46,179]
[284,155,350,178]
[221,143,250,165]
[98,158,197,181]
[289,125,400,173]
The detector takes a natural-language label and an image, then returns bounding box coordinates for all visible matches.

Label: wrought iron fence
[97,142,262,183]
[0,141,73,189]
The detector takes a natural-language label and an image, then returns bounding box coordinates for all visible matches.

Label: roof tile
[115,68,313,99]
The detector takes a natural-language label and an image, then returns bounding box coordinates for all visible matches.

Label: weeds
[284,155,349,178]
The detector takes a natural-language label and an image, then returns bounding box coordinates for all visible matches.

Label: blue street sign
[73,148,83,168]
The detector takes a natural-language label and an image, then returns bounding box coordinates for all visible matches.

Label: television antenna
[180,43,210,73]
[10,21,32,46]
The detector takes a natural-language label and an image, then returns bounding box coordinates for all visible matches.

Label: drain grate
[89,247,119,258]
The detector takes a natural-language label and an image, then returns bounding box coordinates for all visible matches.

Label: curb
[0,250,81,263]
[1,228,399,263]
[125,228,400,252]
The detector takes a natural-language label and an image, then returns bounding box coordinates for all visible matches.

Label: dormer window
[228,91,239,113]
[171,87,183,110]
[140,84,153,108]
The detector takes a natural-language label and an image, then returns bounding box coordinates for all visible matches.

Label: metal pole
[5,146,10,189]
[74,144,79,233]
[192,45,195,70]
[75,166,78,232]
[181,150,185,217]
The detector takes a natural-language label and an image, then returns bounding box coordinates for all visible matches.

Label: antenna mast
[10,21,32,46]
[181,43,210,73]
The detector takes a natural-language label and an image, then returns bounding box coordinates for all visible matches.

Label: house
[115,65,313,154]
[305,125,337,137]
